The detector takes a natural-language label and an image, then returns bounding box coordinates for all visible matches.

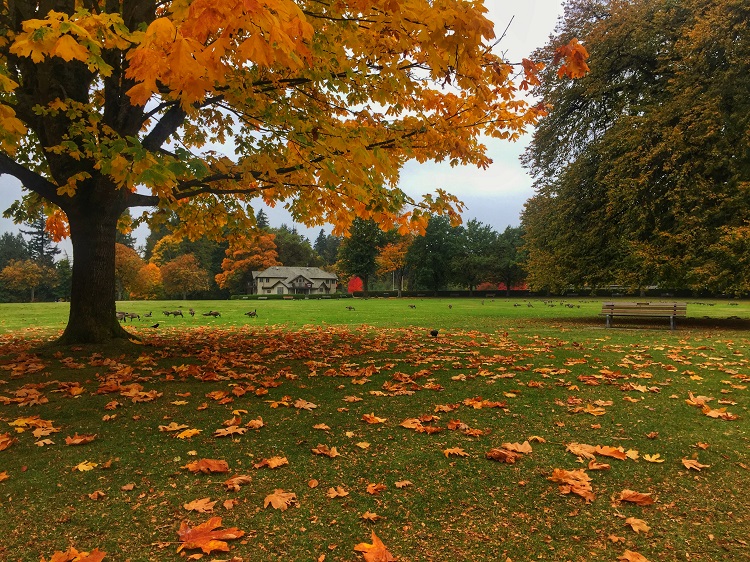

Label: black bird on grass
[150,323,159,328]
[430,329,439,337]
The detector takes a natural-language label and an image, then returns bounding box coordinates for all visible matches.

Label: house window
[265,289,271,294]
[277,287,284,295]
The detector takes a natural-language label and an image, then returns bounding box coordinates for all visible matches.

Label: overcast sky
[0,0,564,252]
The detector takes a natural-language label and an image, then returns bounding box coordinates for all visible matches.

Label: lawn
[0,298,748,562]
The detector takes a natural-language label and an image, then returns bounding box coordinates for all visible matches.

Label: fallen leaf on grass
[356,442,370,449]
[88,490,106,500]
[308,479,319,488]
[682,458,710,471]
[395,480,412,488]
[587,459,610,471]
[354,531,396,562]
[312,444,340,458]
[361,511,381,522]
[72,461,98,472]
[443,447,469,458]
[644,454,664,463]
[223,498,238,510]
[175,428,201,439]
[501,441,533,454]
[40,547,106,562]
[0,471,8,482]
[548,468,595,502]
[327,486,349,498]
[177,517,244,554]
[362,413,387,424]
[184,497,217,513]
[619,490,654,506]
[183,459,229,474]
[223,475,252,491]
[254,456,288,469]
[366,483,387,495]
[486,448,520,464]
[158,422,189,432]
[245,417,264,429]
[121,483,135,491]
[314,423,331,431]
[65,433,96,446]
[214,426,247,438]
[618,550,650,561]
[625,517,650,534]
[264,489,298,511]
[294,398,318,411]
[35,439,54,447]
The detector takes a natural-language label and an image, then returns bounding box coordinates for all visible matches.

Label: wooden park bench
[600,302,687,330]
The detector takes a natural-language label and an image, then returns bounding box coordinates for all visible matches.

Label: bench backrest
[601,302,687,316]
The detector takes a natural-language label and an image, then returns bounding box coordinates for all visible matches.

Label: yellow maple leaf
[73,460,98,472]
[644,453,664,463]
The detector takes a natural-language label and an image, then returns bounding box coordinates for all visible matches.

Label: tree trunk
[58,206,134,344]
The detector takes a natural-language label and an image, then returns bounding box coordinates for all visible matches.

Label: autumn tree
[522,0,750,294]
[160,254,209,300]
[0,0,583,343]
[114,242,144,300]
[130,262,162,300]
[0,258,55,301]
[215,232,281,294]
[376,236,412,297]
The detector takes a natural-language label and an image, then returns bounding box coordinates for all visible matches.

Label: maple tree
[376,235,411,296]
[0,0,586,343]
[128,262,161,299]
[114,242,144,300]
[0,257,55,301]
[215,232,280,294]
[159,253,209,299]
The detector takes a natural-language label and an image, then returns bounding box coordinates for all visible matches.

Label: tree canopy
[522,0,750,295]
[0,0,583,342]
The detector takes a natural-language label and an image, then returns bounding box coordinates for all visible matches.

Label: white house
[252,266,338,295]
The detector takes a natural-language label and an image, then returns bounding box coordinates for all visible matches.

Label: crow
[430,329,439,337]
[150,323,159,328]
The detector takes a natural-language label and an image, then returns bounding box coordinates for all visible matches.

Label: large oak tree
[0,0,582,343]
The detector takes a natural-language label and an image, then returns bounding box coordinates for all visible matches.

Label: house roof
[253,266,337,281]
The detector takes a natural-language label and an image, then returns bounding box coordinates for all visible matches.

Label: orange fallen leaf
[548,468,595,502]
[253,456,289,469]
[625,517,650,534]
[314,423,331,430]
[183,459,229,474]
[222,474,252,491]
[327,486,349,498]
[40,547,106,562]
[264,489,298,511]
[158,422,189,432]
[121,483,135,491]
[223,498,238,510]
[312,444,340,458]
[176,516,244,554]
[682,458,710,471]
[0,471,8,482]
[395,480,412,488]
[619,490,654,506]
[443,447,469,458]
[354,531,396,562]
[65,433,97,446]
[362,413,387,424]
[644,454,664,463]
[294,398,318,411]
[308,479,319,488]
[618,550,650,561]
[184,497,217,513]
[88,490,106,500]
[214,426,247,437]
[245,417,264,429]
[587,459,610,471]
[72,461,97,472]
[486,448,520,464]
[175,428,201,439]
[501,441,533,454]
[361,511,381,522]
[366,483,387,495]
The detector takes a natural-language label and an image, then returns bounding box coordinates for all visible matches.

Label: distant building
[252,266,338,295]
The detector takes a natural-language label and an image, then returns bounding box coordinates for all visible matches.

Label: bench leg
[606,314,611,328]
[670,316,675,330]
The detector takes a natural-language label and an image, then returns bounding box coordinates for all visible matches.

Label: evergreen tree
[20,212,60,266]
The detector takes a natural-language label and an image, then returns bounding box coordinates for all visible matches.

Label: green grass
[0,298,748,561]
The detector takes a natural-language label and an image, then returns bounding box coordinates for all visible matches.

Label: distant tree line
[1,208,525,301]
[336,216,526,296]
[0,211,72,302]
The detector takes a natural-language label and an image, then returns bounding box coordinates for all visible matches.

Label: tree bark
[57,204,134,344]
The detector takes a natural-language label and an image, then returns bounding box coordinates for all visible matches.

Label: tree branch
[0,154,65,207]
